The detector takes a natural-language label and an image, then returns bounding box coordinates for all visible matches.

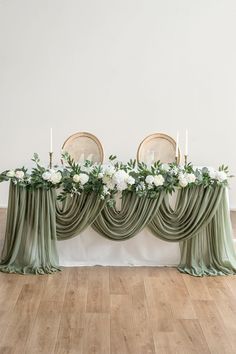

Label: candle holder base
[49,152,53,169]
[184,155,188,166]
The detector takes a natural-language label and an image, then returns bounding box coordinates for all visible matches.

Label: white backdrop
[0,0,236,208]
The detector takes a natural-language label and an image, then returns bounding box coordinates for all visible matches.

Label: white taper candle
[185,129,188,156]
[50,128,53,153]
[175,131,179,157]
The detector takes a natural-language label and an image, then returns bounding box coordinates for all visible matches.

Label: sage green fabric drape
[92,192,164,240]
[178,188,236,276]
[148,186,236,276]
[148,185,223,242]
[0,183,60,274]
[1,183,236,277]
[56,192,105,240]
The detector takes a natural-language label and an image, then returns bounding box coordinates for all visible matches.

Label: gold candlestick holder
[184,155,188,166]
[49,152,53,169]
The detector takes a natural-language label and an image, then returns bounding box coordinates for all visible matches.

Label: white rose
[6,170,15,178]
[207,167,217,179]
[216,171,227,182]
[179,174,188,188]
[42,171,51,181]
[98,172,104,179]
[15,170,25,180]
[103,175,111,185]
[186,173,196,183]
[126,175,135,185]
[79,173,89,185]
[106,180,116,190]
[154,174,165,187]
[50,172,62,184]
[145,175,155,185]
[161,163,170,172]
[73,174,80,183]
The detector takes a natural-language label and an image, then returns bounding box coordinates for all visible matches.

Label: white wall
[0,0,235,207]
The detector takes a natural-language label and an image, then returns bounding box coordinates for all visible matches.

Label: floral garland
[0,153,231,206]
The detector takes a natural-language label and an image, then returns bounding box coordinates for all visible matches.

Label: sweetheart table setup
[0,131,236,277]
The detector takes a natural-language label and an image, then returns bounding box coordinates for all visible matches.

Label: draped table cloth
[1,182,236,276]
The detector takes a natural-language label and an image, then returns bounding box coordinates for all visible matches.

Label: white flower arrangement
[0,153,232,205]
[15,170,25,180]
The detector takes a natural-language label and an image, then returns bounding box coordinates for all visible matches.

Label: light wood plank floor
[0,209,236,354]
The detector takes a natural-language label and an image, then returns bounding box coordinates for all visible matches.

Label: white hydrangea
[15,170,25,180]
[73,174,80,183]
[6,170,15,178]
[145,175,155,185]
[79,173,89,185]
[154,174,165,187]
[112,170,129,191]
[50,172,62,184]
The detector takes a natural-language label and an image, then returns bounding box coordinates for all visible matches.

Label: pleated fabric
[178,188,236,276]
[0,183,60,274]
[56,192,105,240]
[1,183,236,276]
[148,185,223,242]
[92,192,164,240]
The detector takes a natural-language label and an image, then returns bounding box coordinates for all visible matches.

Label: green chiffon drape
[0,183,60,274]
[148,185,223,242]
[56,192,105,240]
[1,183,236,276]
[147,186,236,276]
[178,188,236,276]
[92,192,164,240]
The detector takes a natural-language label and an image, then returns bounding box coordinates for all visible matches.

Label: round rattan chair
[137,133,180,164]
[62,132,104,163]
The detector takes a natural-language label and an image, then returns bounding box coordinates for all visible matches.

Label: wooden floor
[0,210,236,353]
